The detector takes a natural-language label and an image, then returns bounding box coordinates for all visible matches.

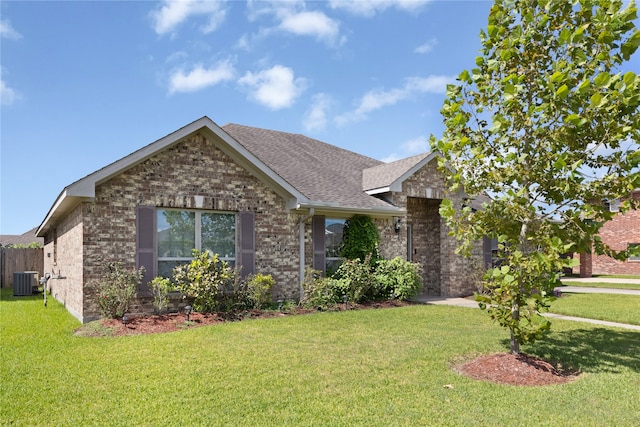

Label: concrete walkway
[417,280,640,331]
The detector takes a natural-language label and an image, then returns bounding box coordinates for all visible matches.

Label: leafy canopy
[431,0,640,354]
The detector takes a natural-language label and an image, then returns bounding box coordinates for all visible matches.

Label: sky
[0,0,638,236]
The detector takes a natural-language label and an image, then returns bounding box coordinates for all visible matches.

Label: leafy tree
[340,214,380,262]
[432,0,640,354]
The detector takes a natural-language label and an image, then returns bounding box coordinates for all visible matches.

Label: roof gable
[363,152,438,194]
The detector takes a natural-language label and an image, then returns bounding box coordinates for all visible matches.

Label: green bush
[375,257,423,301]
[333,255,377,303]
[149,277,175,314]
[340,215,380,262]
[173,250,234,313]
[301,267,343,309]
[246,273,275,309]
[95,261,145,319]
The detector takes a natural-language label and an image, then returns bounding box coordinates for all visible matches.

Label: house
[575,190,640,277]
[36,116,482,323]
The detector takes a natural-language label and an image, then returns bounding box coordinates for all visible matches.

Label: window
[325,218,345,274]
[629,243,640,262]
[602,198,620,212]
[157,209,236,277]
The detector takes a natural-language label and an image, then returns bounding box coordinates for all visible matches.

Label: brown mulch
[74,301,579,386]
[455,352,579,386]
[74,300,409,337]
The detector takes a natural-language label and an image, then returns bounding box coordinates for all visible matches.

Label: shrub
[333,255,377,303]
[301,267,342,309]
[341,215,380,262]
[375,257,423,301]
[246,273,275,309]
[149,277,175,314]
[95,261,145,319]
[173,250,234,313]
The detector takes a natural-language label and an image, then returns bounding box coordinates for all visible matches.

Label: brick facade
[575,204,640,276]
[41,130,482,323]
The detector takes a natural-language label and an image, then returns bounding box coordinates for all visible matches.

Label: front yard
[1,289,639,426]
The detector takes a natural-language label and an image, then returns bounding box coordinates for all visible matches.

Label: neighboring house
[36,116,482,323]
[575,190,640,277]
[0,227,44,247]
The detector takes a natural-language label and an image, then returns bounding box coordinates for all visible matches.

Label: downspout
[298,208,315,300]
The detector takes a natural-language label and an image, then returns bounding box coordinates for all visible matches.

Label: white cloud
[414,37,437,54]
[381,136,429,163]
[168,61,235,94]
[0,19,22,39]
[245,2,343,47]
[238,65,306,110]
[335,74,454,125]
[278,10,341,46]
[329,0,431,17]
[303,93,333,132]
[151,0,227,35]
[1,78,20,106]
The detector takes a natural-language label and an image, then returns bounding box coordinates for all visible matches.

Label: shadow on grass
[519,328,640,374]
[0,289,45,303]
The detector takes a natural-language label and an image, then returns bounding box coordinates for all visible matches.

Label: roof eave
[294,201,404,218]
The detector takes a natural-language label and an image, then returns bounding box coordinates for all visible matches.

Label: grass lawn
[550,293,640,325]
[2,289,639,426]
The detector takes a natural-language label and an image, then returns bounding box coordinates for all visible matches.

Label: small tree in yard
[432,0,640,354]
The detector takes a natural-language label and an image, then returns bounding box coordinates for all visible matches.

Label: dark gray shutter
[483,237,493,269]
[238,211,255,276]
[312,215,326,273]
[136,205,156,292]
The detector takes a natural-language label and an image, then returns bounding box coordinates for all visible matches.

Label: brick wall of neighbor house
[575,208,640,276]
[43,204,85,321]
[77,132,301,320]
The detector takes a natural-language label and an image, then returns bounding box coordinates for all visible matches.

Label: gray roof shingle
[362,152,432,192]
[222,123,394,209]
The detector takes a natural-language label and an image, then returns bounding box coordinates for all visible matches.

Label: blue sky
[1,0,638,235]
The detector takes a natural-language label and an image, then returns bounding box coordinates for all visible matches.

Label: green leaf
[550,71,565,83]
[594,72,611,87]
[623,71,636,86]
[555,84,569,99]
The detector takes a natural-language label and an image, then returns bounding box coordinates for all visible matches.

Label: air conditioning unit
[13,272,35,296]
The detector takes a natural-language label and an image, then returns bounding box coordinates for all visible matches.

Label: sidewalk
[417,283,640,331]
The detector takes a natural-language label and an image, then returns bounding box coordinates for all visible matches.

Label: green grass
[550,293,640,325]
[2,289,640,426]
[561,280,640,290]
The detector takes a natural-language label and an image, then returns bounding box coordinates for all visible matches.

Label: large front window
[157,209,236,277]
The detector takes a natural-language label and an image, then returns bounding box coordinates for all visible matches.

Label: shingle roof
[222,123,394,210]
[362,152,433,192]
[0,227,43,247]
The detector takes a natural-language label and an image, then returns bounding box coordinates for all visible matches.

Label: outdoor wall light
[394,217,402,233]
[185,305,192,322]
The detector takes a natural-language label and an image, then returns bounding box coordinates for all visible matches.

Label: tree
[340,214,380,262]
[432,0,640,354]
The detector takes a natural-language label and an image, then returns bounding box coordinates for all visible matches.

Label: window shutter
[312,215,326,273]
[238,211,255,276]
[483,237,493,269]
[136,205,156,293]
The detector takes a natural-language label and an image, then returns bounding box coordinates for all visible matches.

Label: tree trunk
[510,302,520,355]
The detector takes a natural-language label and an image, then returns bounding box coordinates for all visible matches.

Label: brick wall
[584,208,640,275]
[75,132,303,321]
[382,159,482,297]
[43,204,85,321]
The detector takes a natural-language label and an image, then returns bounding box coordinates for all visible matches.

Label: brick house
[575,190,640,277]
[37,116,482,323]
